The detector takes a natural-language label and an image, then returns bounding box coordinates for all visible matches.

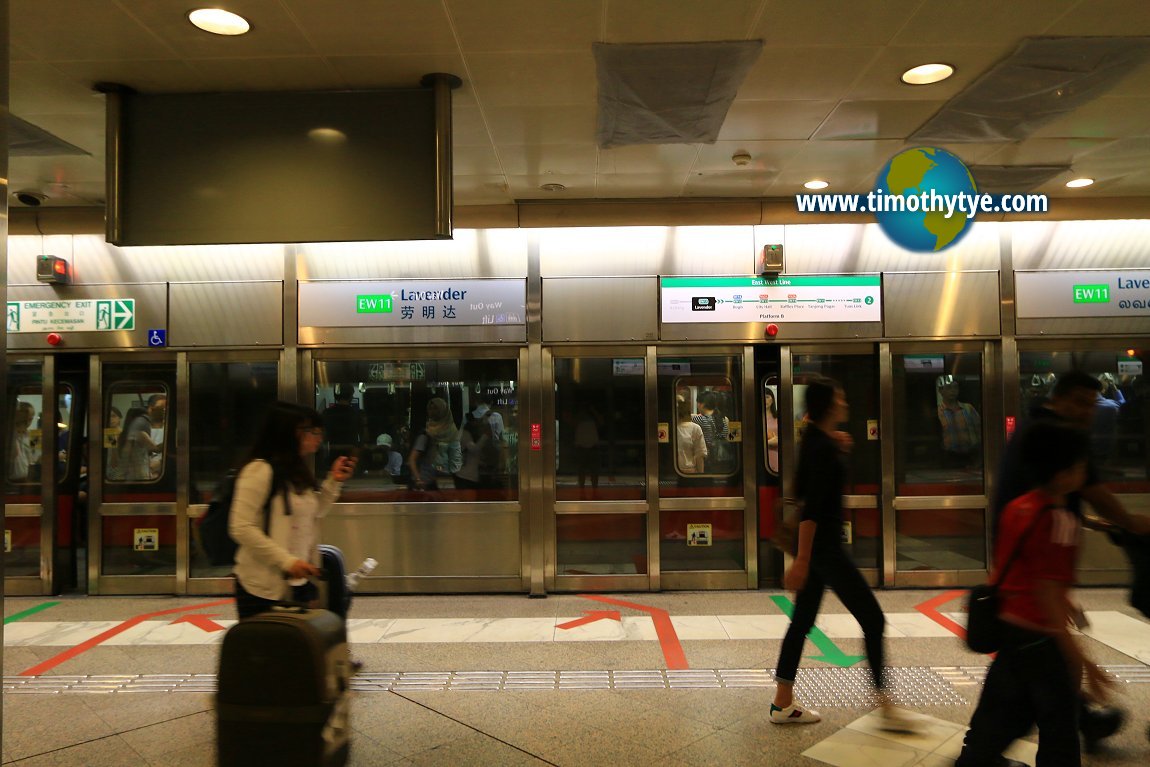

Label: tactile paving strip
[0,666,972,703]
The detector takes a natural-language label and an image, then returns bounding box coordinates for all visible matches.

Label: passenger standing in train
[956,421,1113,767]
[121,396,165,481]
[675,399,707,474]
[7,401,38,482]
[693,391,730,473]
[764,388,780,475]
[573,401,602,490]
[770,377,915,731]
[936,375,981,468]
[453,414,488,491]
[408,397,458,492]
[230,402,356,619]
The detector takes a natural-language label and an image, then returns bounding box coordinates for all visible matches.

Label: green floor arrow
[770,595,866,668]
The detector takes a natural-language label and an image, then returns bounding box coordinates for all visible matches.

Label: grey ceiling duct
[910,36,1150,143]
[8,114,90,156]
[970,165,1069,193]
[594,40,762,149]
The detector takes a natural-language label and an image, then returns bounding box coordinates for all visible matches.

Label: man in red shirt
[957,421,1114,767]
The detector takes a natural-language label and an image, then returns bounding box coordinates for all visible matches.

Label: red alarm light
[765,323,779,338]
[46,333,63,346]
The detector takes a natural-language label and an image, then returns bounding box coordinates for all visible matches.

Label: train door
[886,342,998,587]
[782,346,884,584]
[655,347,754,590]
[546,348,652,592]
[90,355,178,594]
[1011,341,1150,585]
[4,355,83,595]
[185,352,281,594]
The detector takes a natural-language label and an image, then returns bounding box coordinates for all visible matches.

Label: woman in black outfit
[769,376,915,731]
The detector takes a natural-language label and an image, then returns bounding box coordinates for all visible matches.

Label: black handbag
[964,506,1048,654]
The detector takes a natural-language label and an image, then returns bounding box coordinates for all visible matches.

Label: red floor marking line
[579,594,689,670]
[20,598,235,677]
[915,590,967,640]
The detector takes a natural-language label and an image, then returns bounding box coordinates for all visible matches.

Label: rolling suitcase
[217,606,352,767]
[318,544,350,621]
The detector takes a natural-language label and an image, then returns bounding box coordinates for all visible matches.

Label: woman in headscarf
[408,397,459,491]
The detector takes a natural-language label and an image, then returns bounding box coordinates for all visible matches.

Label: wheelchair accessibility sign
[148,329,167,347]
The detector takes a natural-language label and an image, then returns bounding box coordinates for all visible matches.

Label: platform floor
[3,588,1149,766]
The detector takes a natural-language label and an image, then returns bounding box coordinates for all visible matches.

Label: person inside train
[573,400,602,490]
[121,395,166,481]
[1091,377,1122,467]
[957,420,1114,767]
[453,413,489,492]
[372,433,404,480]
[764,387,780,475]
[693,390,731,473]
[408,397,459,492]
[675,398,707,475]
[7,401,39,482]
[322,388,365,469]
[936,374,981,468]
[229,401,356,619]
[993,369,1150,746]
[770,376,916,732]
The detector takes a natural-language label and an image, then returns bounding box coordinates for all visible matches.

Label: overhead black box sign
[106,85,454,246]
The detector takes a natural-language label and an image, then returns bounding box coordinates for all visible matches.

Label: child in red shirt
[956,421,1114,767]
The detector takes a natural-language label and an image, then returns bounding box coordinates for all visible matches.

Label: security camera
[14,190,47,206]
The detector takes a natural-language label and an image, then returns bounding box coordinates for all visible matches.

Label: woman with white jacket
[230,401,357,620]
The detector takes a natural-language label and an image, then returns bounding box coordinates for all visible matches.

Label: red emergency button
[765,324,779,338]
[46,333,63,346]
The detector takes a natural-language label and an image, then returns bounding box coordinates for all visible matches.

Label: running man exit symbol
[95,299,135,330]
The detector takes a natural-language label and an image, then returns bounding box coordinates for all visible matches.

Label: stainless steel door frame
[885,340,997,588]
[786,343,882,586]
[89,351,178,595]
[543,345,653,593]
[304,346,529,594]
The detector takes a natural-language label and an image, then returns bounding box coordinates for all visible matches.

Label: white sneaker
[770,702,821,724]
[877,706,922,734]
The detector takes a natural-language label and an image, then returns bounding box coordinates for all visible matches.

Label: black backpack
[197,468,275,567]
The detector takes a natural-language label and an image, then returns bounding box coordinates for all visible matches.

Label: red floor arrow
[557,610,621,630]
[915,589,967,640]
[171,613,226,632]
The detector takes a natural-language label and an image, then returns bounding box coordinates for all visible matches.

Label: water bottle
[345,557,378,591]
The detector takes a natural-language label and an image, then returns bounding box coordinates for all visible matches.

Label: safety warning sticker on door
[134,528,159,552]
[687,523,712,547]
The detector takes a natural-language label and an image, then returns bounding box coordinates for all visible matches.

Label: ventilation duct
[594,40,762,149]
[8,114,90,156]
[910,36,1150,143]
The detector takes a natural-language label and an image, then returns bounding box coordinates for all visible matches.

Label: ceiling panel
[718,100,838,140]
[812,100,946,140]
[892,0,1079,46]
[448,0,601,52]
[751,0,925,46]
[464,52,598,106]
[7,0,1150,210]
[126,0,319,59]
[738,46,883,101]
[605,0,763,43]
[280,0,458,56]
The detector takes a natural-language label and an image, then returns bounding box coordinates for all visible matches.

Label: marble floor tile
[668,615,730,640]
[803,727,927,767]
[716,614,791,639]
[1083,610,1150,663]
[846,709,964,753]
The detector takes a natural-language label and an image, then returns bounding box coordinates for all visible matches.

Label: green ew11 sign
[356,295,393,313]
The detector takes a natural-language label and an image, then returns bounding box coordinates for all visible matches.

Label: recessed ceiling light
[1065,177,1094,188]
[803,179,829,190]
[901,63,954,85]
[188,8,251,36]
[540,183,566,192]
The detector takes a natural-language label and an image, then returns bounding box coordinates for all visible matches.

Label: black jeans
[956,624,1080,767]
[775,545,887,692]
[234,577,319,620]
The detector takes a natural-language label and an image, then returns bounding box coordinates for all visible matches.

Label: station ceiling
[8,0,1150,211]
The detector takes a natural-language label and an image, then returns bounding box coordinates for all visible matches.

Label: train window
[1018,349,1150,492]
[104,384,170,484]
[313,358,518,501]
[891,352,984,496]
[5,385,74,486]
[658,355,742,500]
[554,357,645,501]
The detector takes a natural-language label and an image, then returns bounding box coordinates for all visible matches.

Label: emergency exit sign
[1073,284,1110,303]
[356,295,393,313]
